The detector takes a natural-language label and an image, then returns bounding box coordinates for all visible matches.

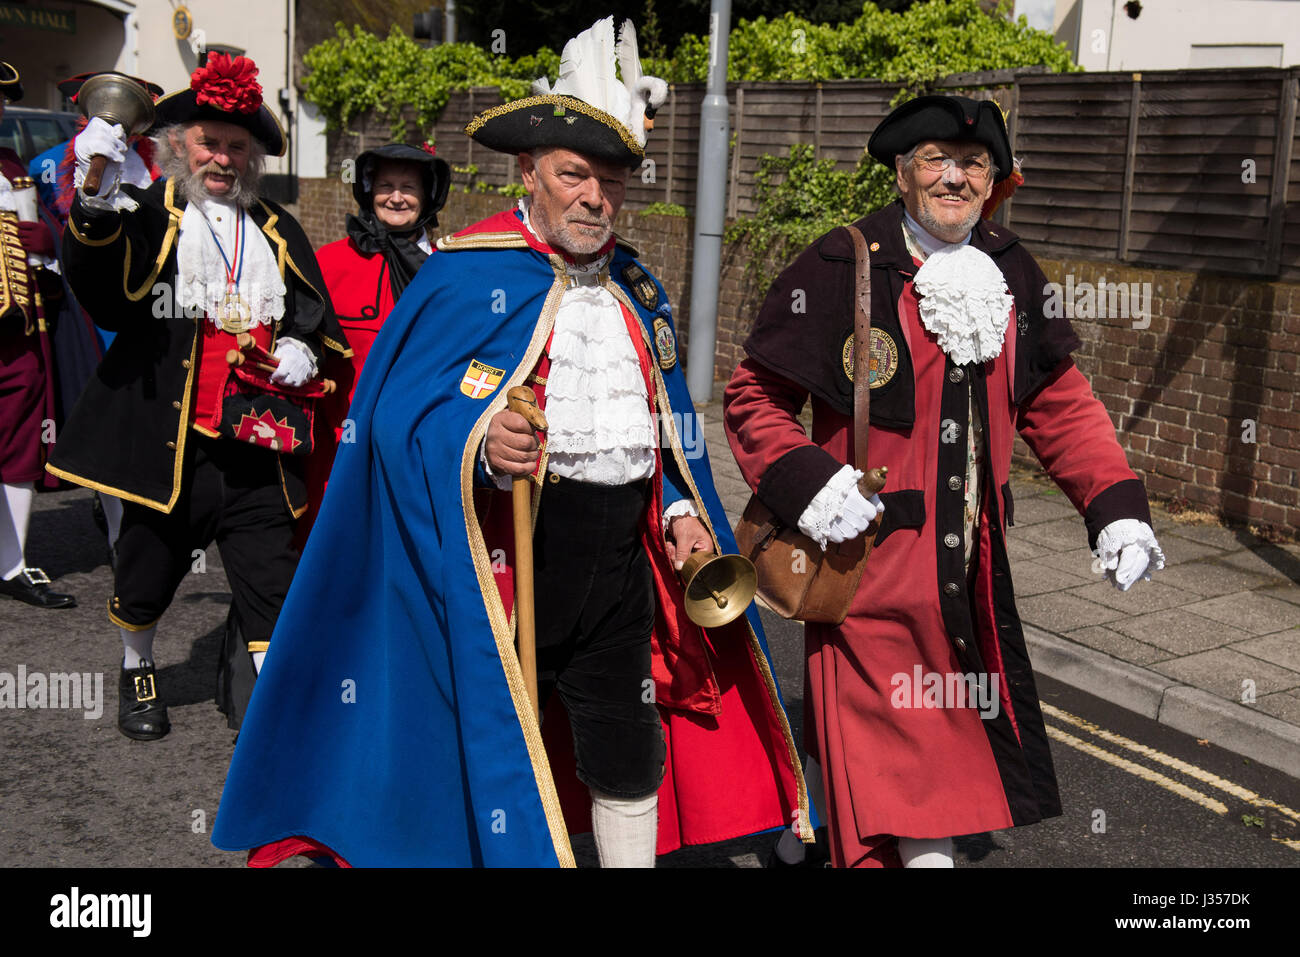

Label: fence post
[1116,73,1142,262]
[1265,71,1298,275]
[814,83,823,160]
[1000,77,1021,229]
[666,85,676,203]
[728,85,744,220]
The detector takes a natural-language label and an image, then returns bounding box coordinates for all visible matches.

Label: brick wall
[287,175,1298,531]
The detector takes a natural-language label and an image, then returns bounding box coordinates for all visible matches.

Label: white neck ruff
[912,242,1013,366]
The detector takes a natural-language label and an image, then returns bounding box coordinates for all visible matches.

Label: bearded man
[47,54,348,741]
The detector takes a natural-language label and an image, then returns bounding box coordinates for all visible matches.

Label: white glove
[1092,518,1165,591]
[269,338,317,389]
[73,117,129,194]
[797,464,885,549]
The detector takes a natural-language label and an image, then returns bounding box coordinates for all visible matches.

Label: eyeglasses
[914,154,992,179]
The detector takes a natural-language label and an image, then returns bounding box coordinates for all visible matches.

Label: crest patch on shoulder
[621,263,659,310]
[653,315,677,370]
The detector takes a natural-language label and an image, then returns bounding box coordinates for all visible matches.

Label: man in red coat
[725,95,1165,868]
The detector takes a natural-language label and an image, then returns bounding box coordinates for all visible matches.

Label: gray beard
[913,197,982,245]
[164,153,261,209]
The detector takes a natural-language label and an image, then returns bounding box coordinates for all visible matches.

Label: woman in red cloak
[301,144,451,538]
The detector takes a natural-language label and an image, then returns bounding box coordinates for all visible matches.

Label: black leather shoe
[0,568,77,609]
[118,661,170,741]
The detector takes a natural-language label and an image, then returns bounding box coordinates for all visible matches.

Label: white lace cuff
[662,498,698,531]
[796,464,864,550]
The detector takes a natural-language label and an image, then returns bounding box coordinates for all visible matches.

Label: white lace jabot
[905,212,1014,366]
[517,199,656,485]
[176,195,285,328]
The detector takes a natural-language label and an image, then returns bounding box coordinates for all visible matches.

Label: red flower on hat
[421,140,437,156]
[190,53,262,114]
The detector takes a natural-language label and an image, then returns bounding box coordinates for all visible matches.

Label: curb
[1025,625,1300,780]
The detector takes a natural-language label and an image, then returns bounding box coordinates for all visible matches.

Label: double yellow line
[1043,703,1300,852]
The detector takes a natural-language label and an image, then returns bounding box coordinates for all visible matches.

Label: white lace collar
[906,213,1013,366]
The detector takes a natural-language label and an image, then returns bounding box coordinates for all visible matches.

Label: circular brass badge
[843,329,900,389]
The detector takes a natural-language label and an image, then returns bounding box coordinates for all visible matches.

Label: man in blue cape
[212,18,810,867]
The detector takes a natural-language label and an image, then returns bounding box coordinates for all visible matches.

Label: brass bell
[680,552,758,628]
[76,74,156,197]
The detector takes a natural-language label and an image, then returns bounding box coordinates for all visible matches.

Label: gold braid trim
[464,94,644,158]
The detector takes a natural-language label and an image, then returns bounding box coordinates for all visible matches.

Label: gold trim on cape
[460,263,574,867]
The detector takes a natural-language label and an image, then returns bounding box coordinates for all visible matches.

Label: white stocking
[590,789,658,868]
[899,836,954,868]
[100,493,124,547]
[0,482,35,580]
[121,625,157,669]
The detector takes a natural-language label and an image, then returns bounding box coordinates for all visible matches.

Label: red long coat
[301,238,400,537]
[725,201,1151,867]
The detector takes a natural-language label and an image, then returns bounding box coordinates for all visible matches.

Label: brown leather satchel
[733,224,886,624]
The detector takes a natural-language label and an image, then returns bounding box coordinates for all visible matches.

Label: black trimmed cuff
[1084,478,1152,551]
[756,445,845,530]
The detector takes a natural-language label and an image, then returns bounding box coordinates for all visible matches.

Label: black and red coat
[47,177,350,515]
[724,198,1151,865]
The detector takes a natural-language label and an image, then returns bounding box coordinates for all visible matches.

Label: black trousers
[110,434,298,649]
[533,472,666,799]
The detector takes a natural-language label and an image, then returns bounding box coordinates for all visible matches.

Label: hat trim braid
[465,94,644,159]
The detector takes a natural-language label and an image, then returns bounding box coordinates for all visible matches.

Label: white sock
[590,789,658,868]
[0,482,35,580]
[899,836,954,868]
[121,625,157,669]
[775,755,830,863]
[100,494,124,548]
[251,651,265,673]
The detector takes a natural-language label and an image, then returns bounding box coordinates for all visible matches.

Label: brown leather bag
[733,224,886,624]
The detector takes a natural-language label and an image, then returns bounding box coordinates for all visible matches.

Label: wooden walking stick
[506,386,548,721]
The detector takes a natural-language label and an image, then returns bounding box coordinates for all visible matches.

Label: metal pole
[445,0,457,44]
[685,0,731,405]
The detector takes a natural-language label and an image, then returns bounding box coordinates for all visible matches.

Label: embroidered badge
[869,242,880,252]
[460,359,506,399]
[842,329,900,389]
[529,115,543,126]
[232,409,303,453]
[622,263,659,310]
[564,115,577,125]
[869,328,899,389]
[1016,309,1030,334]
[653,316,677,370]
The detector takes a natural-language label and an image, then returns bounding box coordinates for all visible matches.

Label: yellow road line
[1042,703,1300,825]
[1045,725,1230,815]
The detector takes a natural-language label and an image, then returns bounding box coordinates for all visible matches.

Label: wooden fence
[334,65,1300,281]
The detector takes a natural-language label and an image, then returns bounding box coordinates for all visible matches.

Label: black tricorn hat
[153,54,285,156]
[868,95,1013,183]
[465,94,645,168]
[59,71,164,102]
[1,61,22,102]
[352,143,452,231]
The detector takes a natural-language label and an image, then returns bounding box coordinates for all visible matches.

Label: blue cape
[212,213,808,866]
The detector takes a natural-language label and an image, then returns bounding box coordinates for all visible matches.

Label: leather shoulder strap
[843,224,871,474]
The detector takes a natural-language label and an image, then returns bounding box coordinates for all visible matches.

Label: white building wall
[1055,0,1300,70]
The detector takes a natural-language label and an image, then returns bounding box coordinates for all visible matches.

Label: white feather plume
[533,17,669,149]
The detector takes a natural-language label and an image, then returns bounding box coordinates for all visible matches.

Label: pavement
[692,396,1300,781]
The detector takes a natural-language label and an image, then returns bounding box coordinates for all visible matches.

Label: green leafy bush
[725,144,897,290]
